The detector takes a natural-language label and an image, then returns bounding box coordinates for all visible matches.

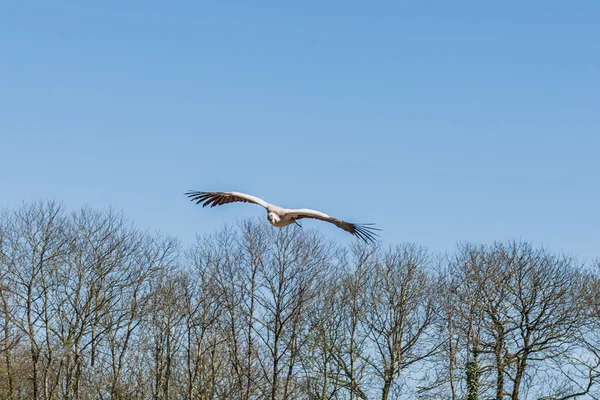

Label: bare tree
[299,272,343,400]
[363,244,439,400]
[193,224,251,399]
[100,233,179,399]
[253,225,334,400]
[497,242,585,400]
[0,202,71,399]
[443,243,507,400]
[0,212,18,399]
[49,207,143,399]
[1,201,597,400]
[434,241,590,400]
[329,244,377,400]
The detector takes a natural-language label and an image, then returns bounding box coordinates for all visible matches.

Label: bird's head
[267,212,280,225]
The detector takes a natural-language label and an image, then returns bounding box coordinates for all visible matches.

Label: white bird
[185,191,380,244]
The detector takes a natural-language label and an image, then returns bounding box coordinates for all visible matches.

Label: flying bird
[185,191,380,244]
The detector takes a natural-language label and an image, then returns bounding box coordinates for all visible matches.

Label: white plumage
[185,191,380,244]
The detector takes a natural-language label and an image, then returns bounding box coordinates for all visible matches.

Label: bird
[185,191,380,244]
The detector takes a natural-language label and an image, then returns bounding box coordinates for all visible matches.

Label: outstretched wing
[285,208,380,244]
[185,191,270,209]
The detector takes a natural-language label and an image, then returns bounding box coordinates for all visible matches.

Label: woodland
[0,201,598,400]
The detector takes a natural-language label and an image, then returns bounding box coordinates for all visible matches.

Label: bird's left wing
[185,191,270,209]
[285,208,380,244]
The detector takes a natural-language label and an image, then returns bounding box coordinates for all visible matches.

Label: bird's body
[185,191,379,243]
[267,209,295,227]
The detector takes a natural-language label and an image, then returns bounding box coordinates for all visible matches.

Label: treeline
[0,201,598,400]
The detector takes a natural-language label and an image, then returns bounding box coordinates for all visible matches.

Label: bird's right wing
[285,208,380,244]
[185,191,270,209]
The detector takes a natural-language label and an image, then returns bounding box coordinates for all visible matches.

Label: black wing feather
[293,213,380,244]
[185,191,261,208]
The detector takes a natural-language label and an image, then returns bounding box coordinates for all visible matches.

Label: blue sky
[1,2,598,261]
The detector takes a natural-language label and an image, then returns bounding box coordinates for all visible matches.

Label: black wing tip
[184,190,216,207]
[185,190,209,197]
[352,223,381,244]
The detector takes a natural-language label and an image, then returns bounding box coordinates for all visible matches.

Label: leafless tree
[180,248,226,400]
[432,241,590,400]
[0,212,19,399]
[363,244,439,400]
[99,233,179,399]
[0,202,71,399]
[497,242,585,400]
[299,267,344,400]
[253,225,334,400]
[0,202,597,400]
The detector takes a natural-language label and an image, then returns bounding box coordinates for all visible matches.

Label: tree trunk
[466,352,480,400]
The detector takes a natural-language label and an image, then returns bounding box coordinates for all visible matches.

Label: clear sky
[1,2,598,261]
